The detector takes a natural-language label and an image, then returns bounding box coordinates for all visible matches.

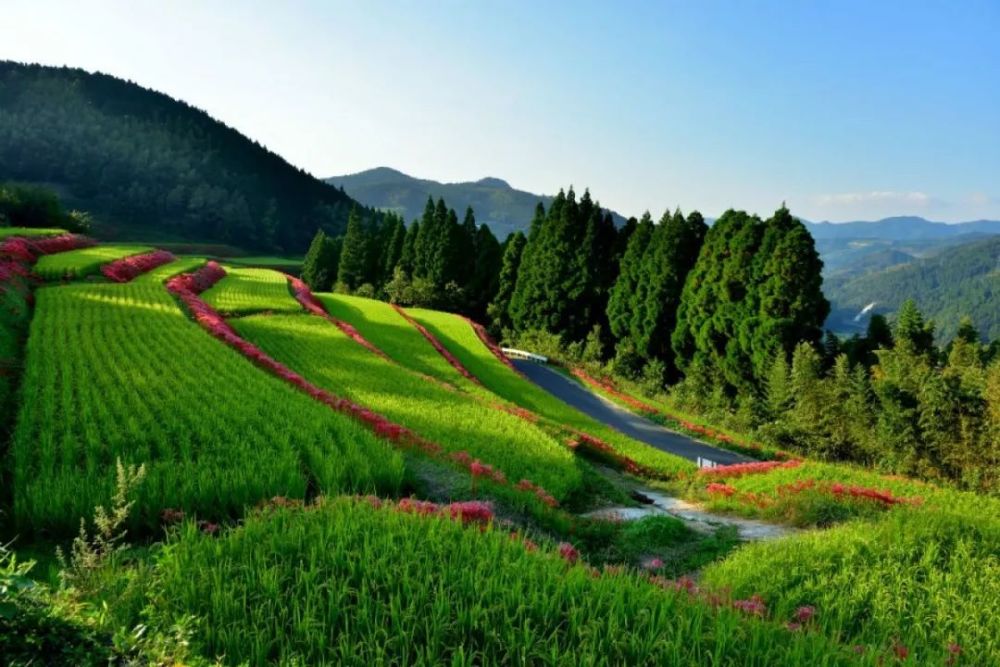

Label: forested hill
[826,235,1000,341]
[0,61,360,252]
[326,167,627,237]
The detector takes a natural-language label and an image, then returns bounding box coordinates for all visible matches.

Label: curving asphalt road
[511,360,752,466]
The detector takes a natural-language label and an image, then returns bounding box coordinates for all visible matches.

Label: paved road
[512,360,752,466]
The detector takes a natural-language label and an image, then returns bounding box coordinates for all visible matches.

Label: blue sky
[4,0,998,222]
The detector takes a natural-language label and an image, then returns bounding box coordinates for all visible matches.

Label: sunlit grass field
[33,244,152,280]
[201,266,302,314]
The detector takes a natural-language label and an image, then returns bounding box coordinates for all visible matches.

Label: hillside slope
[326,166,627,237]
[825,235,1000,340]
[0,61,359,252]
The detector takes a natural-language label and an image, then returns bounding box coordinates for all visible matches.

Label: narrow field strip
[286,276,392,361]
[33,244,153,280]
[200,266,303,314]
[230,313,582,501]
[0,227,67,239]
[134,256,207,284]
[405,308,695,477]
[319,293,473,386]
[391,304,483,385]
[12,279,403,535]
[0,233,96,263]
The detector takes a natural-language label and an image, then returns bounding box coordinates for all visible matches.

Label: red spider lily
[892,642,909,660]
[160,508,185,524]
[642,557,664,571]
[470,460,490,478]
[397,497,440,516]
[732,594,768,617]
[706,482,737,497]
[445,500,494,525]
[698,460,803,480]
[786,622,802,632]
[829,483,914,507]
[1,233,96,262]
[101,250,175,282]
[197,521,220,535]
[558,542,579,564]
[794,605,816,623]
[946,643,961,666]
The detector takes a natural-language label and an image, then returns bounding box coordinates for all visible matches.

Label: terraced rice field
[405,308,695,477]
[11,281,402,534]
[319,293,475,386]
[33,244,153,280]
[0,227,67,238]
[201,266,302,314]
[231,313,583,501]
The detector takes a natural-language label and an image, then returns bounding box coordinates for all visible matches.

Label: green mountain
[326,167,627,238]
[0,61,361,252]
[825,235,1000,341]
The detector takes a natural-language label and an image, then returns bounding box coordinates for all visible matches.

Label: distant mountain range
[805,216,1000,241]
[326,167,627,238]
[824,235,1000,341]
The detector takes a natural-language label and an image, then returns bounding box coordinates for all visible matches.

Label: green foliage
[336,207,369,291]
[300,228,341,291]
[33,245,153,280]
[828,235,1000,341]
[0,62,362,251]
[702,508,1000,664]
[127,499,851,666]
[0,182,89,233]
[485,230,525,334]
[12,281,402,534]
[672,207,829,397]
[509,189,618,343]
[201,266,302,314]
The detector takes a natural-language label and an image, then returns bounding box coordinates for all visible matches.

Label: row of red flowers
[285,274,393,361]
[705,477,921,508]
[698,459,803,480]
[393,305,483,384]
[166,267,560,509]
[100,249,175,282]
[0,233,96,263]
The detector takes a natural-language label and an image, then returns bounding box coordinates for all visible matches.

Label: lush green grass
[200,266,302,314]
[222,255,303,268]
[0,226,66,238]
[10,283,403,535]
[231,313,583,500]
[33,245,152,280]
[133,256,205,284]
[115,498,858,666]
[319,294,474,386]
[406,308,695,477]
[702,508,999,664]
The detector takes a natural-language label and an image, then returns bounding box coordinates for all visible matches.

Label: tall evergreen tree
[607,212,654,343]
[636,209,707,377]
[466,223,503,320]
[380,216,406,281]
[487,231,526,334]
[337,207,368,290]
[301,229,338,292]
[895,299,936,356]
[398,220,420,275]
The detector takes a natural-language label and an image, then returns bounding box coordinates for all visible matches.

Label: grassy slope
[200,267,301,315]
[231,313,583,500]
[118,498,858,666]
[33,244,152,280]
[0,227,67,238]
[406,308,695,477]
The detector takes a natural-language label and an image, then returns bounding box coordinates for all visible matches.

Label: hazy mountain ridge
[326,167,627,238]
